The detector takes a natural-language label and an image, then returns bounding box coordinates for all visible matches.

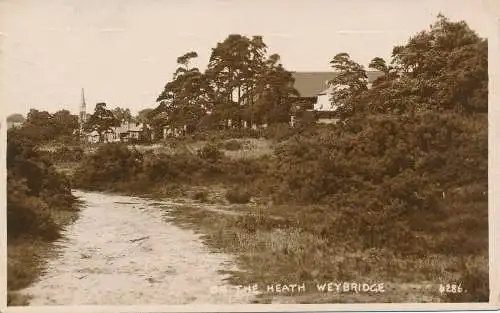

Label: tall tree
[155,51,211,133]
[205,34,268,128]
[177,51,198,71]
[252,53,299,125]
[112,107,133,123]
[136,108,154,124]
[51,109,79,141]
[10,110,78,143]
[389,14,487,113]
[368,57,392,75]
[23,109,56,142]
[84,103,121,142]
[360,56,405,114]
[328,53,368,119]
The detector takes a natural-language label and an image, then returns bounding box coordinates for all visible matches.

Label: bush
[197,143,224,162]
[268,112,487,254]
[235,211,287,233]
[192,190,209,202]
[226,187,252,204]
[44,146,84,163]
[273,112,486,203]
[192,128,261,141]
[7,129,76,240]
[7,177,60,240]
[74,140,268,191]
[221,128,261,139]
[222,139,243,151]
[73,143,143,189]
[263,123,298,141]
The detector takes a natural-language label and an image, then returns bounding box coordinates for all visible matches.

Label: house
[86,121,148,143]
[7,113,25,130]
[106,121,147,142]
[7,121,24,130]
[163,125,184,138]
[290,71,383,124]
[87,131,100,144]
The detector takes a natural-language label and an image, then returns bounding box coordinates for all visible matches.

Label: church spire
[79,88,87,132]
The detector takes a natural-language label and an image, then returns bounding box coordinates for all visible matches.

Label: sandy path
[20,190,253,305]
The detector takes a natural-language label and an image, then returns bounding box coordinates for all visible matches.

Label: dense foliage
[273,112,487,253]
[72,143,143,189]
[50,14,490,302]
[11,109,79,144]
[73,142,271,191]
[42,146,85,163]
[358,14,487,116]
[7,129,77,240]
[83,102,121,142]
[151,35,299,135]
[265,15,489,258]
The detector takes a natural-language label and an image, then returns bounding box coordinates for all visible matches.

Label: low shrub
[197,143,224,162]
[221,128,261,139]
[192,190,209,202]
[192,128,261,141]
[7,129,77,240]
[7,128,79,303]
[226,187,252,204]
[222,139,243,151]
[43,146,85,163]
[266,112,488,256]
[262,123,298,142]
[7,182,61,240]
[72,143,143,189]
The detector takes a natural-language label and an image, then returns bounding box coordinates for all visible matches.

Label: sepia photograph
[1,0,496,309]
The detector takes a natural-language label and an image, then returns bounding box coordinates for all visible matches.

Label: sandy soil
[19,190,254,305]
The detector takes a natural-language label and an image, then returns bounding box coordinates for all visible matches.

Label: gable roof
[112,122,144,134]
[291,71,384,98]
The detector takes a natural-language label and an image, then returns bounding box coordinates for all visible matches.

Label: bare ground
[17,190,254,305]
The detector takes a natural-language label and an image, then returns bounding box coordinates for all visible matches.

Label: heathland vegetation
[72,15,488,302]
[7,128,79,305]
[7,15,488,303]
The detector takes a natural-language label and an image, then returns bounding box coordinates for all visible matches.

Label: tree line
[150,35,298,134]
[328,14,487,119]
[8,106,155,144]
[9,14,487,144]
[144,14,487,137]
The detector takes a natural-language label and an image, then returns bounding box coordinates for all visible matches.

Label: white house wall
[314,94,338,112]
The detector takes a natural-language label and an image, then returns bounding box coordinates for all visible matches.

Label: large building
[290,71,383,124]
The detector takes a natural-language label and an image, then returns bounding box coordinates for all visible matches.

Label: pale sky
[0,0,497,117]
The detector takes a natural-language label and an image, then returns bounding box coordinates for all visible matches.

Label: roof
[291,71,383,97]
[317,84,351,95]
[112,122,143,134]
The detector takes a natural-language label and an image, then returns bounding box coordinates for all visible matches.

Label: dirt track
[20,190,253,305]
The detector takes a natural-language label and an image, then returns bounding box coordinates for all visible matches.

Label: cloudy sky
[0,0,497,116]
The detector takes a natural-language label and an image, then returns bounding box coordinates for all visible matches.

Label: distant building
[6,113,25,130]
[7,121,24,130]
[86,121,149,144]
[290,71,383,125]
